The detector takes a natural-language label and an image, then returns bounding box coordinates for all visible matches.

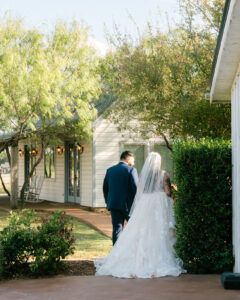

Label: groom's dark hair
[120,151,135,161]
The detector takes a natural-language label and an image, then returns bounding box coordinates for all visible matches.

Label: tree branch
[0,171,10,197]
[161,133,173,152]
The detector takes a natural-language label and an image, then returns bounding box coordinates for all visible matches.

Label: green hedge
[172,139,233,273]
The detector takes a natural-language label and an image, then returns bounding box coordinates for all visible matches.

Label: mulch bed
[62,260,96,276]
[2,260,96,281]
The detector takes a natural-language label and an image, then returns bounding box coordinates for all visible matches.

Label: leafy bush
[0,209,75,276]
[172,139,233,273]
[30,210,75,274]
[0,209,36,275]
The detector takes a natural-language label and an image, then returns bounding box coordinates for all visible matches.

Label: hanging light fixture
[31,148,38,156]
[77,143,84,154]
[57,145,64,155]
[18,149,24,156]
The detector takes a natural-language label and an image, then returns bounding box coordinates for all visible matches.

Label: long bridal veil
[95,151,185,278]
[129,152,162,216]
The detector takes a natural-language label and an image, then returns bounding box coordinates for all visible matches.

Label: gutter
[209,0,231,90]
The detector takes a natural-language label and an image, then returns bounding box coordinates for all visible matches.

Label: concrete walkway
[0,274,239,300]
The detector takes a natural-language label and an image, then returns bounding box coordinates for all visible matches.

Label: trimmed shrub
[30,210,75,274]
[172,139,233,273]
[0,209,36,275]
[0,209,75,277]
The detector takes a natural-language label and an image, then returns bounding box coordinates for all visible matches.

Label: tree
[0,149,10,196]
[0,17,101,208]
[99,0,229,145]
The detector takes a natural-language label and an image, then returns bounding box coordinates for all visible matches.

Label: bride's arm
[163,172,171,197]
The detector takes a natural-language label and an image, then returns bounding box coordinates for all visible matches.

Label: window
[154,144,174,179]
[123,144,145,175]
[44,147,55,178]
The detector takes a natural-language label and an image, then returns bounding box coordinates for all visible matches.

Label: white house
[17,113,173,208]
[210,0,240,272]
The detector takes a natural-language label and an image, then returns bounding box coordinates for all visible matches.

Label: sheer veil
[95,151,185,278]
[129,152,162,216]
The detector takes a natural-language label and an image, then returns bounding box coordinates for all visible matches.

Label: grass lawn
[0,209,112,260]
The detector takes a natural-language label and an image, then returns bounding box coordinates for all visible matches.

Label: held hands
[171,184,178,201]
[171,184,178,191]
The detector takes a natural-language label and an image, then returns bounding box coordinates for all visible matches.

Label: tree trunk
[10,143,18,209]
[161,133,173,152]
[0,146,12,197]
[20,144,44,209]
[6,146,11,165]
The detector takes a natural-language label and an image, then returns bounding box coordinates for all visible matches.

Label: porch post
[232,78,240,272]
[10,142,18,209]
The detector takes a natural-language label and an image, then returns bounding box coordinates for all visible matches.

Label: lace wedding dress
[95,152,184,278]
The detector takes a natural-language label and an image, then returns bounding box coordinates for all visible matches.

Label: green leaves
[99,0,230,141]
[0,17,101,144]
[173,139,233,273]
[0,209,75,276]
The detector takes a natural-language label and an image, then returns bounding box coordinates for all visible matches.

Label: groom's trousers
[110,209,130,245]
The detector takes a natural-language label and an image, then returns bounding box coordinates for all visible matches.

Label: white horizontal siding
[94,141,120,147]
[18,142,65,203]
[18,140,25,189]
[92,118,169,208]
[93,119,121,207]
[80,144,93,207]
[34,148,65,203]
[232,72,240,272]
[17,141,92,206]
[17,117,168,208]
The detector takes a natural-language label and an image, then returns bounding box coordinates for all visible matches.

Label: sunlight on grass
[0,209,112,260]
[0,210,10,229]
[71,220,112,259]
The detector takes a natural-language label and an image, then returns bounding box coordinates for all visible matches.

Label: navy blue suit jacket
[103,162,138,213]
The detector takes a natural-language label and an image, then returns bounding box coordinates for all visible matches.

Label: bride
[95,152,184,278]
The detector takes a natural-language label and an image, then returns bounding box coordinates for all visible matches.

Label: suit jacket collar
[119,161,128,166]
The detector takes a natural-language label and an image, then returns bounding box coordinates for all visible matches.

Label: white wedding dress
[95,152,184,278]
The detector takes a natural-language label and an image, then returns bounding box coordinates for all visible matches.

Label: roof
[93,93,113,116]
[209,0,231,89]
[0,95,113,144]
[210,0,240,103]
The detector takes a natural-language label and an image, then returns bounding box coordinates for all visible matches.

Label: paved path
[0,196,112,238]
[30,203,112,238]
[0,274,239,300]
[0,197,239,299]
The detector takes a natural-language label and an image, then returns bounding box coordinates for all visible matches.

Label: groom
[103,151,138,245]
